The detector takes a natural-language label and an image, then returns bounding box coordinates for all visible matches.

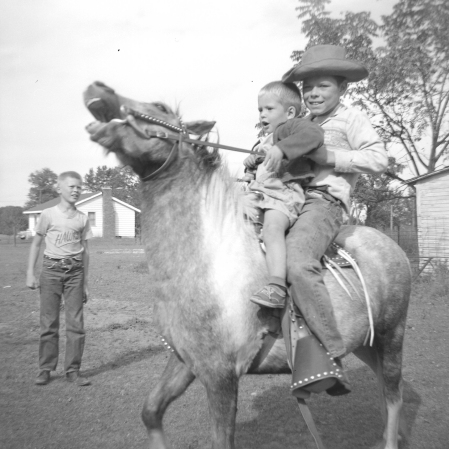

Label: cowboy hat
[282,45,368,83]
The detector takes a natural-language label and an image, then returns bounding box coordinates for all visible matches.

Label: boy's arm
[81,240,90,304]
[274,119,325,160]
[306,146,336,166]
[333,111,388,174]
[26,234,44,289]
[263,145,284,172]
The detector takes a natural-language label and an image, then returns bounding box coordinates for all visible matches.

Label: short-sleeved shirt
[35,205,93,259]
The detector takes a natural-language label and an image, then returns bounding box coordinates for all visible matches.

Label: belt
[305,186,342,206]
[44,255,81,262]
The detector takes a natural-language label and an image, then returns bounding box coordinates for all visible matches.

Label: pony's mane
[190,130,223,174]
[173,107,258,231]
[173,104,223,175]
[202,160,260,239]
[193,145,222,173]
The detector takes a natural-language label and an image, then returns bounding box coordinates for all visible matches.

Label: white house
[407,166,449,266]
[23,187,140,238]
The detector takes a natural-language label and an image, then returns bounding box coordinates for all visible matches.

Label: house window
[88,212,96,227]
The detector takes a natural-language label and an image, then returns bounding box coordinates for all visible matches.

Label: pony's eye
[154,103,168,114]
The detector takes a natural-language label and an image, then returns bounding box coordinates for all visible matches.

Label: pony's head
[84,81,217,179]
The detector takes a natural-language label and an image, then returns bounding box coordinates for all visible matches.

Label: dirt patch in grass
[1,238,448,448]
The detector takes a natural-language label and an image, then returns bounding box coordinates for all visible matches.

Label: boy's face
[302,76,347,117]
[57,177,82,205]
[258,92,295,134]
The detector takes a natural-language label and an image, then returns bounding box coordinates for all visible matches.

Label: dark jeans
[286,191,345,358]
[39,257,85,373]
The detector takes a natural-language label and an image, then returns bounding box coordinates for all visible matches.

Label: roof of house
[23,192,140,214]
[406,166,449,185]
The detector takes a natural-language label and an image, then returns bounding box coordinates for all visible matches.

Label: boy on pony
[242,81,324,309]
[280,45,388,396]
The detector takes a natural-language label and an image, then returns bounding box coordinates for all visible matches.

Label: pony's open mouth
[86,97,150,139]
[85,98,116,123]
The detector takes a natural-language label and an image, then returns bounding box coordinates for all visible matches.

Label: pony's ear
[185,120,216,136]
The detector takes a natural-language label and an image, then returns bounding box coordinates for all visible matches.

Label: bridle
[120,106,261,181]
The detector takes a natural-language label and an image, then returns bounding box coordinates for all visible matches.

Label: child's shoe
[250,284,286,309]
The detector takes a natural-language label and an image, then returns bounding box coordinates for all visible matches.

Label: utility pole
[38,187,44,204]
[390,204,393,231]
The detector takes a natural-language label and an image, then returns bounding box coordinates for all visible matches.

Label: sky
[0,0,395,207]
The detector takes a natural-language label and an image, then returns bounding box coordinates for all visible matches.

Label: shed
[407,166,449,266]
[23,187,140,238]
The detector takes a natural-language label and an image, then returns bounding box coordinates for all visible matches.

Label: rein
[120,106,261,181]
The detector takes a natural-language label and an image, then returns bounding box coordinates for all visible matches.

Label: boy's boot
[66,371,91,386]
[35,370,50,386]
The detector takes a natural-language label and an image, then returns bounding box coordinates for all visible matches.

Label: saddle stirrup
[297,398,326,449]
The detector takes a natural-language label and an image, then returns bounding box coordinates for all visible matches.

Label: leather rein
[120,106,261,181]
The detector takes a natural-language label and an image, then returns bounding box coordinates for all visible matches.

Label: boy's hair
[58,171,82,183]
[259,81,302,117]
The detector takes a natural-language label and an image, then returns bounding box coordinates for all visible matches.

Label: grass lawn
[1,236,448,448]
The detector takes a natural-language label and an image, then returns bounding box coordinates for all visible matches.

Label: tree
[293,0,449,177]
[351,158,415,229]
[0,206,28,245]
[292,0,448,226]
[83,166,141,209]
[374,0,449,174]
[25,168,59,209]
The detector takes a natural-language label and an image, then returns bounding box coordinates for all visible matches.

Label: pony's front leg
[142,353,195,449]
[203,372,239,449]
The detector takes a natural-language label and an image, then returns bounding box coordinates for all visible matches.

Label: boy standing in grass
[26,171,93,386]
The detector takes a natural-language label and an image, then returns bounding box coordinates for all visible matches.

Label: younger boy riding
[279,45,388,395]
[26,171,93,386]
[243,81,324,308]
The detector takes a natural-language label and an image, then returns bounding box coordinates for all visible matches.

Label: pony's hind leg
[355,327,407,449]
[353,345,388,425]
[202,371,239,449]
[142,353,195,449]
[378,326,408,449]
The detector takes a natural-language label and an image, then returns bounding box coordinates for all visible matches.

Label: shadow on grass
[236,368,421,449]
[84,345,166,378]
[94,318,154,332]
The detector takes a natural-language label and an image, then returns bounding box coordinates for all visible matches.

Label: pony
[84,81,411,449]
